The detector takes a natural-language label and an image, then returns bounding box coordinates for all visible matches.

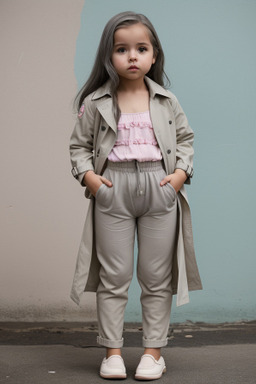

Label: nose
[129,50,137,62]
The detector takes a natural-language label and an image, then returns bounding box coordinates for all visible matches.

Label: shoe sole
[100,372,127,379]
[135,367,166,380]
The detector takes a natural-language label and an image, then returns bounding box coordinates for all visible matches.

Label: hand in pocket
[84,171,112,197]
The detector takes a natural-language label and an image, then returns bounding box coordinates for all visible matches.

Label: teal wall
[75,0,256,323]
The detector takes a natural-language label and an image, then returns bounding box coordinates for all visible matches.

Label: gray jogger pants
[94,160,177,348]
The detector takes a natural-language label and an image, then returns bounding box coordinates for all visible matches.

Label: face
[111,23,156,83]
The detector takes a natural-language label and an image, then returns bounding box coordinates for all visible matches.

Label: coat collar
[92,77,171,133]
[145,77,171,99]
[92,80,112,100]
[91,76,171,100]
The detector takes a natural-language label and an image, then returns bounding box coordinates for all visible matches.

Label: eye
[117,47,126,53]
[138,46,147,53]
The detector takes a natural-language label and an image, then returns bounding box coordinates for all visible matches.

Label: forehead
[114,23,152,44]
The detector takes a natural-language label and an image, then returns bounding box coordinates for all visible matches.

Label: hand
[160,169,187,193]
[84,170,112,197]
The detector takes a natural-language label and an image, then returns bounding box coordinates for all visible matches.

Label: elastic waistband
[107,160,163,173]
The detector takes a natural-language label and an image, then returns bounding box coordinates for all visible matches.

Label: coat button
[167,149,171,154]
[101,126,106,131]
[169,120,172,124]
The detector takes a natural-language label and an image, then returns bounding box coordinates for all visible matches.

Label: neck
[117,77,147,93]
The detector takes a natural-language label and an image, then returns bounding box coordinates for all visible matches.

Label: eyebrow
[114,42,151,47]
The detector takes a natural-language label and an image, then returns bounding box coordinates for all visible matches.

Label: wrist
[84,170,95,185]
[174,169,187,182]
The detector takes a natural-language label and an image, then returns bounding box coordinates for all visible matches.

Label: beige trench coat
[70,77,202,307]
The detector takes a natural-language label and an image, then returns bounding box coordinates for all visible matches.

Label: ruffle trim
[118,122,153,130]
[115,139,158,146]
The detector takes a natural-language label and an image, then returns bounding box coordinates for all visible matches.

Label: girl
[70,11,202,381]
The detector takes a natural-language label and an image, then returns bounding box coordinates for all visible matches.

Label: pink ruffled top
[108,111,162,162]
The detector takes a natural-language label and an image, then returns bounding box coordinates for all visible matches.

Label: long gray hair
[75,11,170,121]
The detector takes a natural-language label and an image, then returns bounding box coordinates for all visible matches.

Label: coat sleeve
[172,95,194,183]
[69,96,96,185]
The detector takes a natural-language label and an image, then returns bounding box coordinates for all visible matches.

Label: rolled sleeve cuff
[175,161,194,179]
[71,166,94,186]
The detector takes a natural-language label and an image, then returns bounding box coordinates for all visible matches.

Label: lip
[128,65,139,70]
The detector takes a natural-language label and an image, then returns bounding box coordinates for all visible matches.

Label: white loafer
[100,355,127,379]
[135,354,166,380]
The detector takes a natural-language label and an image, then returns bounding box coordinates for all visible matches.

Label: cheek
[111,55,121,70]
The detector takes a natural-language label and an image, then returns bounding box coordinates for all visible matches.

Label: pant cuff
[97,335,124,348]
[142,337,168,348]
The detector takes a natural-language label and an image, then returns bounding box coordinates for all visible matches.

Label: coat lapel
[96,98,117,134]
[92,80,117,133]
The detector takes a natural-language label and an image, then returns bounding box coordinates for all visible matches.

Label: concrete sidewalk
[0,322,256,383]
[1,344,256,384]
